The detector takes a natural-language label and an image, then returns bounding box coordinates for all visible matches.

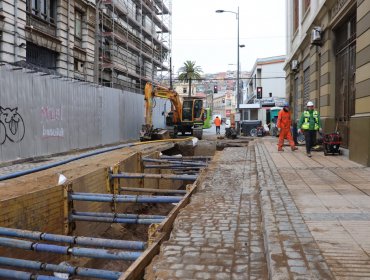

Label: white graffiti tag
[0,106,26,144]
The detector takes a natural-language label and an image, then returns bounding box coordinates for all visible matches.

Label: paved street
[146,137,370,279]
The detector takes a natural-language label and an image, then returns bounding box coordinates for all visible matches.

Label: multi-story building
[242,55,286,124]
[0,0,171,91]
[285,0,370,166]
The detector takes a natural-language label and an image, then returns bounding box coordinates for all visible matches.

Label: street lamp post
[216,7,244,133]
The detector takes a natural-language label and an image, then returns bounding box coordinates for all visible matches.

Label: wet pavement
[146,137,370,279]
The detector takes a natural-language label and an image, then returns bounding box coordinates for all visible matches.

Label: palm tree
[178,61,202,97]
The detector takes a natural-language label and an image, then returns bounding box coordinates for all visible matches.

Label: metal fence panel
[0,64,161,162]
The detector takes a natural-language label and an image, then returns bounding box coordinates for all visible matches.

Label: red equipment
[323,132,342,155]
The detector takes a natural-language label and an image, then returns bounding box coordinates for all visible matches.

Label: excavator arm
[144,82,182,126]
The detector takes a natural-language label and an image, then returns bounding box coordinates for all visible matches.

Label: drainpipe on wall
[67,0,71,77]
[94,0,101,84]
[14,0,18,62]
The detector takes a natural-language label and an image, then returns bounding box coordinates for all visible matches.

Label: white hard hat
[307,101,314,106]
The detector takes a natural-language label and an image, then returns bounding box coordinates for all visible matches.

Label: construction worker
[277,102,298,152]
[298,101,322,157]
[214,116,221,135]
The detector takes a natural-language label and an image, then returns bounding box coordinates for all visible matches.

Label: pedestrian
[298,101,322,157]
[214,116,221,135]
[277,102,298,152]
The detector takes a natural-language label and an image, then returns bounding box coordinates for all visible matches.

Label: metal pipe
[73,211,166,220]
[0,227,146,250]
[0,257,121,279]
[71,215,163,225]
[142,158,207,166]
[70,193,182,203]
[0,237,141,261]
[119,187,186,194]
[110,172,197,181]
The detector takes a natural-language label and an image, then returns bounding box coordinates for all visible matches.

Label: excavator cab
[182,98,203,121]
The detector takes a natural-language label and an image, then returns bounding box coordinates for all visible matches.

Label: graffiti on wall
[41,106,65,138]
[0,106,26,144]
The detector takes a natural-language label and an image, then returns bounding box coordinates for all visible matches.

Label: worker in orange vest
[214,116,221,135]
[277,102,298,152]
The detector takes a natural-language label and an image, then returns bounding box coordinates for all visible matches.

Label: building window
[303,0,310,14]
[26,42,57,69]
[293,0,299,33]
[74,59,84,73]
[183,87,186,94]
[27,0,57,23]
[75,10,82,39]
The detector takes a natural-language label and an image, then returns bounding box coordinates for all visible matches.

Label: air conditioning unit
[291,60,299,71]
[311,27,322,45]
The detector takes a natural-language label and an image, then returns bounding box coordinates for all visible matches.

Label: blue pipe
[0,256,121,279]
[0,226,146,250]
[110,172,197,181]
[144,164,202,169]
[73,211,166,220]
[71,215,163,225]
[70,247,141,261]
[0,143,135,181]
[72,192,183,200]
[35,276,63,280]
[0,268,32,280]
[0,237,141,261]
[70,193,182,203]
[142,158,207,166]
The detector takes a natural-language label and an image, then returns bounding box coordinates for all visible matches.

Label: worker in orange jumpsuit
[277,103,298,152]
[214,116,221,135]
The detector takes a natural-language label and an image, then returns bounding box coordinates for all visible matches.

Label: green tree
[178,61,202,97]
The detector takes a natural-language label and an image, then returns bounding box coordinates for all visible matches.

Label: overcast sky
[171,0,286,74]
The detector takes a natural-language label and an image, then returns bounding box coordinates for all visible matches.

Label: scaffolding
[97,0,171,92]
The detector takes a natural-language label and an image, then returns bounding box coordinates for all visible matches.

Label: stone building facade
[285,0,370,166]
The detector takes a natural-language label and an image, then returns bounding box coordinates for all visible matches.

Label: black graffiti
[0,106,25,144]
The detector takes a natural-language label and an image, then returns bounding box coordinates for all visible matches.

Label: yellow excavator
[140,82,204,141]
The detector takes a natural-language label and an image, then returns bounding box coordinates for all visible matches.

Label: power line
[164,77,286,81]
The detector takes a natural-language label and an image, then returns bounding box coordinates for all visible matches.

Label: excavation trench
[0,139,222,280]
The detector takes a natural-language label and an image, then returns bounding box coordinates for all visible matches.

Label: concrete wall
[0,64,167,162]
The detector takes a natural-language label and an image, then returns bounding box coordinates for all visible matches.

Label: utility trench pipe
[0,268,62,280]
[72,211,166,220]
[69,193,182,203]
[0,257,121,279]
[0,227,146,250]
[160,155,212,161]
[143,164,202,169]
[142,158,207,167]
[110,172,197,181]
[119,187,187,194]
[71,215,164,225]
[0,237,141,261]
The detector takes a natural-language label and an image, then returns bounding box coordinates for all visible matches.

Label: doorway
[334,14,356,148]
